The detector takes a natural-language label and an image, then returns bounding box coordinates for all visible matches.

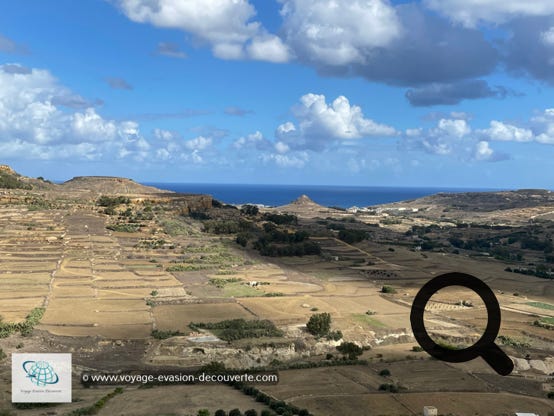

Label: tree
[261,411,273,416]
[306,313,331,337]
[245,410,258,416]
[198,410,210,416]
[215,411,227,416]
[229,410,243,416]
[336,342,363,360]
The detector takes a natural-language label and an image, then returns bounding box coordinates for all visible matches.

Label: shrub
[378,383,399,393]
[306,313,331,337]
[189,319,283,341]
[107,223,140,233]
[236,233,250,247]
[381,285,397,294]
[338,229,367,244]
[379,369,391,376]
[151,329,183,339]
[241,205,259,216]
[262,213,297,225]
[97,196,130,207]
[326,330,343,341]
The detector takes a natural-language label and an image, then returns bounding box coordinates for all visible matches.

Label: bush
[97,196,130,207]
[338,229,368,244]
[151,329,183,339]
[262,213,297,225]
[190,319,283,341]
[107,223,140,233]
[306,313,331,337]
[241,205,259,216]
[245,410,258,416]
[236,233,250,247]
[379,369,391,376]
[215,411,227,416]
[326,330,343,341]
[378,383,399,393]
[229,409,243,416]
[411,346,423,352]
[198,410,211,416]
[381,285,397,294]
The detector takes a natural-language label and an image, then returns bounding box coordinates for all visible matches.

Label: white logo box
[12,353,72,403]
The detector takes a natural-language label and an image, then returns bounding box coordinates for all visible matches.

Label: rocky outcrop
[146,337,342,369]
[512,356,554,374]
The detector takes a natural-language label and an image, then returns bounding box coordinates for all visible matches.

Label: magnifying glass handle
[481,343,514,376]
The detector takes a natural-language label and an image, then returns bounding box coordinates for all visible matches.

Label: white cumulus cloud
[404,118,500,161]
[279,0,401,66]
[233,131,272,151]
[116,0,291,63]
[0,63,146,161]
[424,0,554,27]
[184,136,212,151]
[479,121,533,142]
[277,93,397,151]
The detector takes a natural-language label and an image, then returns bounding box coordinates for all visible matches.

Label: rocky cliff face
[0,165,16,175]
[145,338,342,368]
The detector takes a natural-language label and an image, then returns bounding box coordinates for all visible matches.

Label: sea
[145,183,494,209]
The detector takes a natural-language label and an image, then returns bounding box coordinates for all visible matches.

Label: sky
[0,0,554,188]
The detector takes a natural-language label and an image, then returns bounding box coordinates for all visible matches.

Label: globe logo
[22,360,60,387]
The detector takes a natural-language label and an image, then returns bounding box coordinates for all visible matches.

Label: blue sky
[1,0,554,187]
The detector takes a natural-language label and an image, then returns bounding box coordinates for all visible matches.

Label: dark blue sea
[145,183,493,209]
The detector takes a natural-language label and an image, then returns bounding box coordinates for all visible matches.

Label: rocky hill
[61,176,172,195]
[273,194,345,218]
[0,164,55,190]
[392,189,554,212]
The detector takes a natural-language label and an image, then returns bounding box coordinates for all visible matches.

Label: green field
[223,282,261,298]
[352,314,386,328]
[527,301,554,311]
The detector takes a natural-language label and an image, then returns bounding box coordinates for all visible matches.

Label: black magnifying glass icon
[410,272,514,376]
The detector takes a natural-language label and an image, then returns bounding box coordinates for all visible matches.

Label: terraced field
[38,212,191,338]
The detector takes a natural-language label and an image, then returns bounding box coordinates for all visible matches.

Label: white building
[423,406,438,416]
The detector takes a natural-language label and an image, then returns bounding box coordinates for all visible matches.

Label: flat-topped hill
[378,189,554,212]
[61,176,172,195]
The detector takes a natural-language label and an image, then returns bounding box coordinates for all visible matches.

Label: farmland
[0,173,552,415]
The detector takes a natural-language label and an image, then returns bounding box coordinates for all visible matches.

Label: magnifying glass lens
[410,272,514,376]
[423,287,488,350]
